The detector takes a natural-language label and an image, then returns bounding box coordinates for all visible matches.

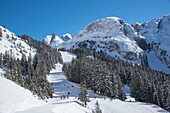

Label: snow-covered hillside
[58,17,148,66]
[60,51,76,63]
[0,74,43,113]
[0,26,36,59]
[0,51,167,113]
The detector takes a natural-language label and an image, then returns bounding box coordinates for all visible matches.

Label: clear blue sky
[0,0,170,41]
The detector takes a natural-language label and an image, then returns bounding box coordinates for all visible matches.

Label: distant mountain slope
[57,15,170,74]
[133,14,170,73]
[60,33,73,41]
[43,33,73,48]
[58,17,148,66]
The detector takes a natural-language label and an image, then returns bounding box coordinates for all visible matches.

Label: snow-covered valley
[0,51,169,113]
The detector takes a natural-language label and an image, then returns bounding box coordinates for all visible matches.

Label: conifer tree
[78,82,89,107]
[92,101,102,113]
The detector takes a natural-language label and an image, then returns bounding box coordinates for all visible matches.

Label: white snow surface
[0,26,36,59]
[60,51,76,63]
[0,75,44,113]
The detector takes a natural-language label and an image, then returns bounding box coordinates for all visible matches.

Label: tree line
[62,48,170,111]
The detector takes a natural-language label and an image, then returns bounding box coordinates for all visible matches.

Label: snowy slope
[0,26,36,59]
[60,51,76,63]
[0,74,44,113]
[133,14,170,72]
[146,51,170,74]
[15,51,169,113]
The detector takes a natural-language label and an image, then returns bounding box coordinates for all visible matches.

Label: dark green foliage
[2,34,63,99]
[78,82,89,106]
[63,57,126,100]
[63,48,170,111]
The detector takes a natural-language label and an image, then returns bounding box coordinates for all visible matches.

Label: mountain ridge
[56,14,170,74]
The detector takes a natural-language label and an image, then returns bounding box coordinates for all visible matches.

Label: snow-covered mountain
[0,26,36,59]
[57,15,170,74]
[43,33,64,48]
[43,33,73,48]
[58,17,148,66]
[133,14,170,73]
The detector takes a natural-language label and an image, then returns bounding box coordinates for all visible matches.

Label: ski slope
[60,51,76,63]
[15,51,169,113]
[0,75,44,113]
[0,51,169,113]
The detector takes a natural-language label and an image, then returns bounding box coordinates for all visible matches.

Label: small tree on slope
[92,101,102,113]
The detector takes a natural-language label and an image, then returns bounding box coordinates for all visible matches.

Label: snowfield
[0,51,169,113]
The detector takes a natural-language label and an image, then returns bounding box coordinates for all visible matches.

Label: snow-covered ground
[0,75,44,113]
[0,51,169,113]
[60,51,76,63]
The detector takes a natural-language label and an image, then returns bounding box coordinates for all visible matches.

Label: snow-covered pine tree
[78,81,89,107]
[92,101,102,113]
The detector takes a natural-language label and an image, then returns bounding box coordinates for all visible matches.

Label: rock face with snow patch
[43,33,64,48]
[60,33,73,41]
[59,17,148,66]
[133,14,170,69]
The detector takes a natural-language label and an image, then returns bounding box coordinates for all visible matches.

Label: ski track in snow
[0,51,169,113]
